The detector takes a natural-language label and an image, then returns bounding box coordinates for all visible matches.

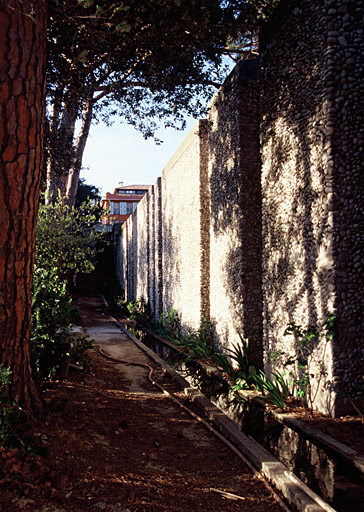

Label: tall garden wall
[115,0,364,415]
[260,0,364,415]
[161,120,209,331]
[207,60,262,367]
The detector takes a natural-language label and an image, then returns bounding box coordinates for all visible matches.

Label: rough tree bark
[0,0,47,414]
[45,87,80,204]
[65,95,94,207]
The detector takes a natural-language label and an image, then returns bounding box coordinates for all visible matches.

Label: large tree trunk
[65,96,94,207]
[0,0,47,415]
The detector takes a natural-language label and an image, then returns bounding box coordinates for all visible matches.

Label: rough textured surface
[208,60,262,367]
[260,0,364,415]
[1,296,286,512]
[115,0,364,416]
[161,120,208,332]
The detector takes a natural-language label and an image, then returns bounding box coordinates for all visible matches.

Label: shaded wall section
[208,60,262,368]
[260,0,364,415]
[161,120,209,331]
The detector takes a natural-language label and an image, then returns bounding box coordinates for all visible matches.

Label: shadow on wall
[161,211,181,322]
[260,0,364,414]
[208,60,263,369]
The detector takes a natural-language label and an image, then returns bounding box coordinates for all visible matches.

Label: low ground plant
[70,334,94,367]
[270,313,337,409]
[126,298,152,325]
[250,370,289,409]
[0,365,24,446]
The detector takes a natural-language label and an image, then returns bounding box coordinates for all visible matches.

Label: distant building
[101,182,151,225]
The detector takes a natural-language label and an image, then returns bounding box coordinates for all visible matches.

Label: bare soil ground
[0,297,287,512]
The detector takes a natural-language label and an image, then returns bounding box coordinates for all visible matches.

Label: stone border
[138,321,364,476]
[235,389,364,476]
[109,316,336,512]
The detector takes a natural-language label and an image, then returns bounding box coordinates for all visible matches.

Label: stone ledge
[237,388,364,475]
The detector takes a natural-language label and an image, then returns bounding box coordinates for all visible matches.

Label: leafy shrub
[127,298,152,325]
[31,266,77,380]
[70,335,93,367]
[30,195,101,380]
[159,308,180,338]
[35,193,103,282]
[250,370,289,410]
[227,334,257,390]
[0,366,22,445]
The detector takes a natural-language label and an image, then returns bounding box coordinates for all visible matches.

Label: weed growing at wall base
[269,314,337,410]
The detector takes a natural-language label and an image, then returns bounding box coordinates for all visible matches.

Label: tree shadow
[208,59,263,368]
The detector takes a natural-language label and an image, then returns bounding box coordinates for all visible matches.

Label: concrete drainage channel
[100,305,342,512]
[128,326,364,512]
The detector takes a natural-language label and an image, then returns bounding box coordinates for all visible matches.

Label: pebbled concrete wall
[116,0,364,416]
[208,60,262,368]
[260,0,364,415]
[118,62,261,357]
[161,120,209,332]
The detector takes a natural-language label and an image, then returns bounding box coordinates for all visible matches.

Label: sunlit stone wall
[135,192,150,302]
[207,60,262,368]
[114,225,123,288]
[116,0,363,415]
[260,0,364,415]
[161,120,209,331]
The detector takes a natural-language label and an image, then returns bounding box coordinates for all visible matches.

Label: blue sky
[80,116,198,196]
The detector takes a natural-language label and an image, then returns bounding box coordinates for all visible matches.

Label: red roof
[115,184,151,191]
[103,192,144,201]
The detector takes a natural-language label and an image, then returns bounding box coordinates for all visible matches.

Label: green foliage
[45,1,278,203]
[159,308,180,338]
[227,334,257,390]
[269,314,337,406]
[47,0,260,141]
[127,298,152,325]
[70,334,93,367]
[250,370,289,410]
[31,267,75,341]
[322,313,337,341]
[75,178,102,210]
[36,193,103,281]
[0,366,22,445]
[31,195,100,380]
[209,351,235,377]
[31,266,77,380]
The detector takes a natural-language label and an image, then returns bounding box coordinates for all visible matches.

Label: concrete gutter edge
[111,317,337,512]
[236,390,364,475]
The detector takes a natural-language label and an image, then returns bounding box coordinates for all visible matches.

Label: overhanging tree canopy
[45,0,274,205]
[0,0,279,417]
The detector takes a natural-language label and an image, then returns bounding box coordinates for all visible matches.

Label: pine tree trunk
[66,96,94,207]
[0,0,47,415]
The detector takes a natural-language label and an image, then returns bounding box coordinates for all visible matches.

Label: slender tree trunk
[66,96,94,207]
[44,81,64,203]
[45,87,79,203]
[0,0,47,415]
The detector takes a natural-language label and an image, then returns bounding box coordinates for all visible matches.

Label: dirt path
[1,296,287,512]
